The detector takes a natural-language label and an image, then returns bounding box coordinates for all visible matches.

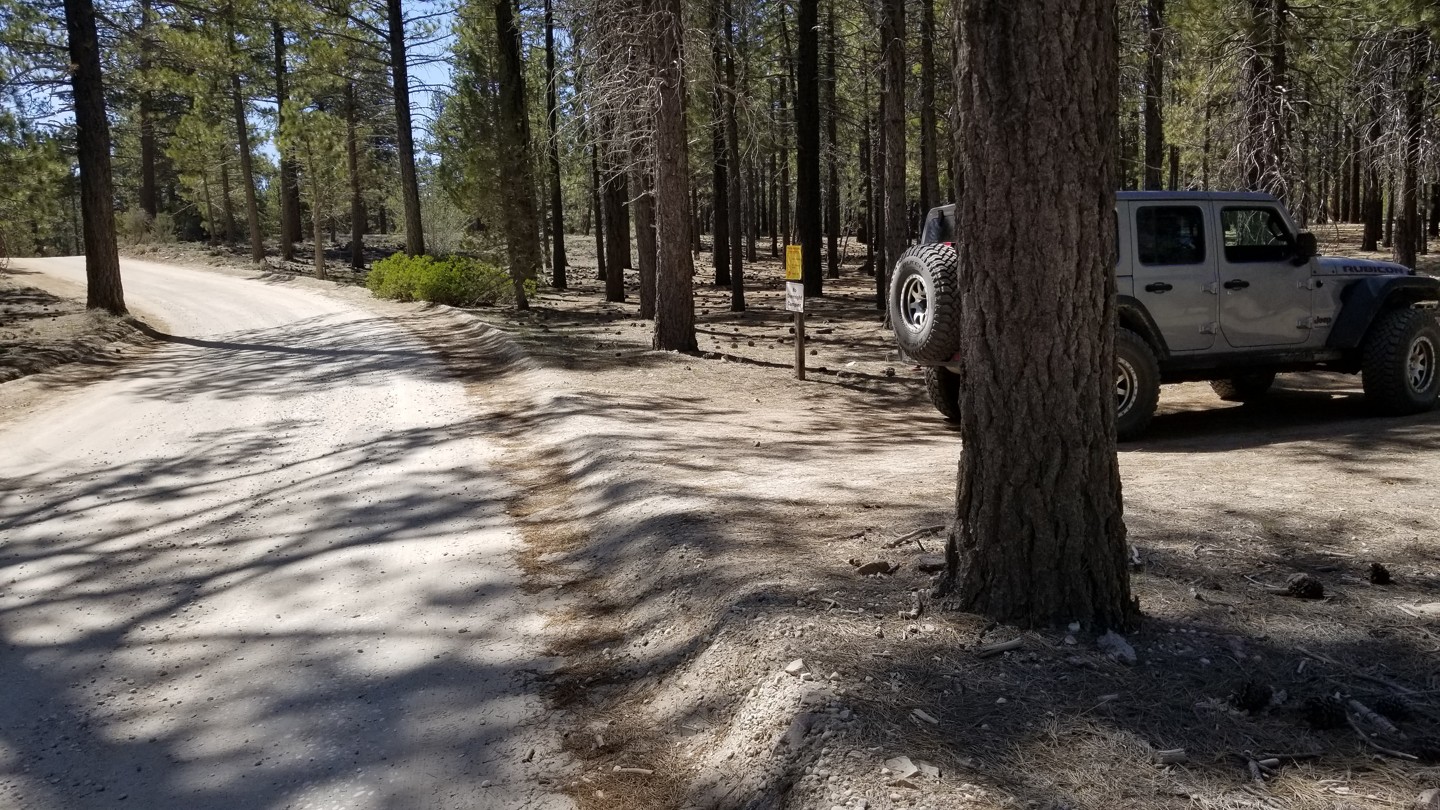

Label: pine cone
[1301,695,1346,730]
[1285,573,1325,599]
[1368,563,1393,585]
[1232,680,1273,713]
[1374,695,1412,722]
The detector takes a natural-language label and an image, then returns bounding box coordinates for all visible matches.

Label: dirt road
[0,257,571,809]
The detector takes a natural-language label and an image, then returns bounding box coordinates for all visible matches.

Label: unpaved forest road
[0,257,571,810]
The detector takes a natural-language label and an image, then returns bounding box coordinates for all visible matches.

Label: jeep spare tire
[888,243,961,363]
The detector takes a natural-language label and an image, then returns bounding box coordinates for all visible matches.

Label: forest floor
[14,225,1440,809]
[419,240,1440,810]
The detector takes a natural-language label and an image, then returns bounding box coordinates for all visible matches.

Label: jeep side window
[1221,207,1292,263]
[1135,205,1205,266]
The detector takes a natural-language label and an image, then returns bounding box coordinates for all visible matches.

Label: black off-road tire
[1210,371,1276,403]
[1362,308,1440,415]
[924,367,961,422]
[888,243,960,363]
[1116,328,1161,442]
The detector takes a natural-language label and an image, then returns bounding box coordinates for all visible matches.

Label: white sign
[785,281,805,313]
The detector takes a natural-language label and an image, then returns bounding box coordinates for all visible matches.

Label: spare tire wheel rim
[900,274,929,332]
[1116,357,1138,417]
[1408,334,1436,394]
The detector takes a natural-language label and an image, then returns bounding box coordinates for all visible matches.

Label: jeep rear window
[921,209,955,244]
[1136,206,1205,266]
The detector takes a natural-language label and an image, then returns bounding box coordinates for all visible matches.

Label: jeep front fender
[1326,276,1440,350]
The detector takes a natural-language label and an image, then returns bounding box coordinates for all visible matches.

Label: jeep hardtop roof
[926,190,1280,219]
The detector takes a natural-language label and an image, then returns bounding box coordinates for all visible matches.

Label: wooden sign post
[784,245,805,380]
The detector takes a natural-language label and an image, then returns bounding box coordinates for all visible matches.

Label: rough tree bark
[602,150,629,302]
[880,0,906,294]
[228,48,265,265]
[918,0,940,213]
[633,162,658,319]
[387,0,425,256]
[273,20,302,256]
[943,0,1136,630]
[825,0,840,279]
[345,81,365,270]
[651,0,697,351]
[1143,0,1165,190]
[796,0,823,296]
[545,0,568,288]
[1393,31,1427,270]
[711,1,731,287]
[725,1,745,310]
[64,0,125,313]
[494,0,540,309]
[138,0,158,219]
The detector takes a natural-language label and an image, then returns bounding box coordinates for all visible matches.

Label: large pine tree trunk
[229,66,265,266]
[944,0,1135,630]
[795,0,823,296]
[602,151,628,302]
[880,0,906,293]
[63,0,124,313]
[219,158,236,245]
[633,166,658,319]
[544,0,567,288]
[273,20,301,258]
[346,81,365,270]
[918,0,940,213]
[387,0,425,256]
[592,139,608,282]
[494,0,540,309]
[724,5,745,310]
[711,3,731,287]
[652,0,696,351]
[824,0,840,279]
[1142,0,1165,190]
[1393,31,1427,269]
[779,75,791,247]
[138,0,158,219]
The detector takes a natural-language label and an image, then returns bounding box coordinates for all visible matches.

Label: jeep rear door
[1128,202,1217,352]
[1213,204,1310,347]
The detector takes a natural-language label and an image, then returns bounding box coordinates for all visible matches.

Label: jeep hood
[1313,256,1413,277]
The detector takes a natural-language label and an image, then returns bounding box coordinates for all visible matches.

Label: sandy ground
[0,257,573,810]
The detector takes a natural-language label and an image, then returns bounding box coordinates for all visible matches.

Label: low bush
[366,253,519,307]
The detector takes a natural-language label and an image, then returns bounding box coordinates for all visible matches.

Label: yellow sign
[785,245,802,281]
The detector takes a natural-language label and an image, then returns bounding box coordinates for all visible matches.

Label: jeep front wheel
[888,243,960,363]
[1116,329,1161,441]
[1362,308,1440,415]
[1211,371,1276,403]
[924,367,961,422]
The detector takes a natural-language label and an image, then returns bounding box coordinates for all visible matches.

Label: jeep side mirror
[1294,231,1318,263]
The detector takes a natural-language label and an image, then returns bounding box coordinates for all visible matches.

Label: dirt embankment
[0,269,152,386]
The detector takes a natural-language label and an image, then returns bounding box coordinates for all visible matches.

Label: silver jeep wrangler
[891,191,1440,440]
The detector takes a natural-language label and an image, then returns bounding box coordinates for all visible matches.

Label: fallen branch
[1346,713,1419,761]
[884,525,945,549]
[975,638,1024,658]
[1300,647,1421,696]
[613,766,655,775]
[1348,699,1403,737]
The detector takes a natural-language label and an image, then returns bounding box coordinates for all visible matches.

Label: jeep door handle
[1144,282,1173,293]
[1223,279,1251,290]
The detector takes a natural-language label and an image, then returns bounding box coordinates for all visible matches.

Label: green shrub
[366,253,519,307]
